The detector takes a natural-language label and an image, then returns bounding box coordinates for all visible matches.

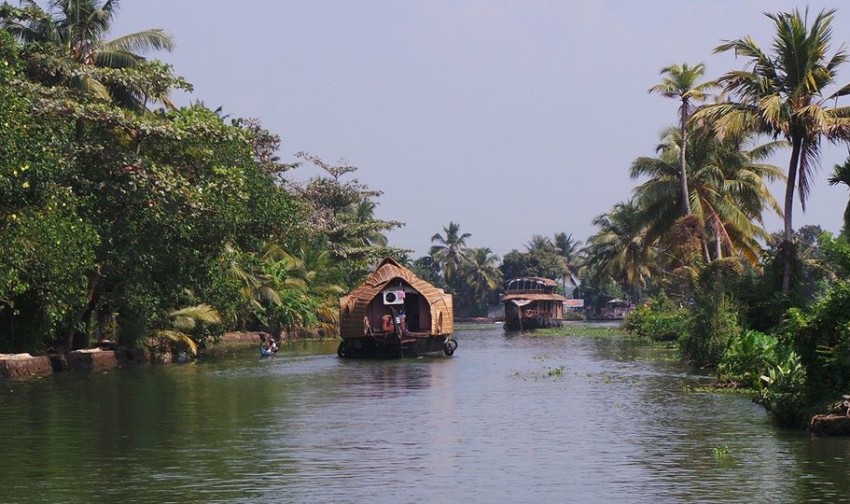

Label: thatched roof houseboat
[338,258,457,358]
[502,277,567,330]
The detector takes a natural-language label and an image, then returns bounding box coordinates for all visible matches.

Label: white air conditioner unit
[382,290,405,305]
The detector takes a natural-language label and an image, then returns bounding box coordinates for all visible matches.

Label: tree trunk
[702,239,711,263]
[715,224,723,260]
[680,98,692,216]
[782,140,802,294]
[842,201,850,241]
[61,266,104,351]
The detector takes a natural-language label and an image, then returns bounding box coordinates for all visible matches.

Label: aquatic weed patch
[530,324,628,338]
[511,354,569,381]
[512,367,569,381]
[683,381,758,396]
[547,365,565,377]
[588,371,641,386]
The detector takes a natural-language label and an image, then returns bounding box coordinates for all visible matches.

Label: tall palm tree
[349,199,389,247]
[554,232,582,291]
[526,235,556,253]
[694,8,850,292]
[584,200,654,301]
[649,62,716,216]
[631,125,784,264]
[2,0,175,110]
[430,221,470,283]
[828,157,850,240]
[462,247,502,307]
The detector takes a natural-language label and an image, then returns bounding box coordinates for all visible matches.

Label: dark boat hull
[503,316,563,331]
[337,335,457,359]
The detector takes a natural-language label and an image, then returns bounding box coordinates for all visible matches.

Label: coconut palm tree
[349,200,389,248]
[287,247,345,335]
[649,62,716,215]
[583,200,654,301]
[828,157,850,240]
[224,243,283,321]
[526,235,557,253]
[462,247,502,307]
[631,125,784,264]
[430,221,471,283]
[694,7,850,292]
[554,232,582,291]
[2,0,175,110]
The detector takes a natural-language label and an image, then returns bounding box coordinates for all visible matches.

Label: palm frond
[151,329,198,356]
[168,304,222,331]
[102,28,174,54]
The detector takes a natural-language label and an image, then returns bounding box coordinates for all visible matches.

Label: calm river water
[1,324,849,503]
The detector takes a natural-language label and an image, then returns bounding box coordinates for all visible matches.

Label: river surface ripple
[1,324,849,503]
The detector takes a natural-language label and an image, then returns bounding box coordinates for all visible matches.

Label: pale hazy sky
[113,1,850,257]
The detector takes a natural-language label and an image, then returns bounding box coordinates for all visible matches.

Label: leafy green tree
[0,14,391,354]
[294,152,402,287]
[526,237,568,281]
[681,259,745,366]
[737,225,831,333]
[0,31,98,352]
[2,29,303,351]
[574,264,626,317]
[649,62,715,215]
[499,234,577,283]
[696,7,850,293]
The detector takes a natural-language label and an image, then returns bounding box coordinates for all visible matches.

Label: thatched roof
[339,258,453,337]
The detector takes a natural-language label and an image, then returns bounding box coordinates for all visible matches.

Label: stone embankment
[0,332,267,380]
[0,353,53,380]
[0,348,146,380]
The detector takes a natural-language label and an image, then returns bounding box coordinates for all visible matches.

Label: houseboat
[501,277,567,330]
[337,258,457,358]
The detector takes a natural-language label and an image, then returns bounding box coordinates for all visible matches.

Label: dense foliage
[0,10,395,354]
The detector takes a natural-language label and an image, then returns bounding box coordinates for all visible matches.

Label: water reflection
[1,328,849,503]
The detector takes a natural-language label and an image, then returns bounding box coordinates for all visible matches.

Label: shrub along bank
[624,234,850,431]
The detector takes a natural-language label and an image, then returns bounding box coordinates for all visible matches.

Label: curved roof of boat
[505,277,558,287]
[502,292,568,302]
[339,258,453,337]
